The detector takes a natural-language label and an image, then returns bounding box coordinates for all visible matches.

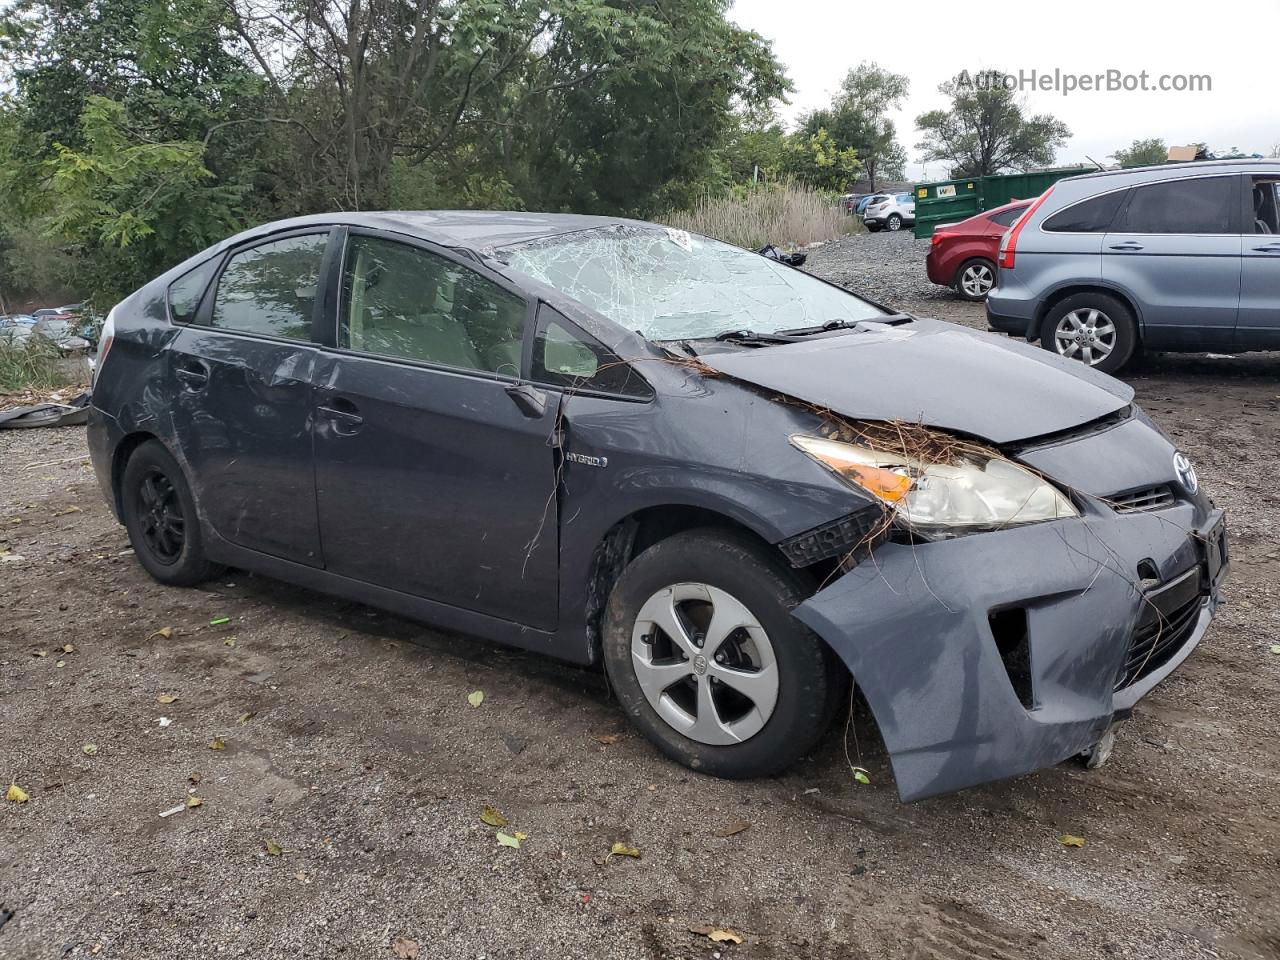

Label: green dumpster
[912,166,1097,239]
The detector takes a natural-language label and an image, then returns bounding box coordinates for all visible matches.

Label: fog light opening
[989,607,1034,710]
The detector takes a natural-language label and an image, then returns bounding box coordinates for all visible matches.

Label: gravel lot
[2,233,1279,960]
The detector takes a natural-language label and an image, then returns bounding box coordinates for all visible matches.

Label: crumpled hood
[702,318,1134,445]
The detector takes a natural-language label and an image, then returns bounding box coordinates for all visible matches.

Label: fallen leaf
[186,795,203,808]
[263,838,284,856]
[56,660,66,668]
[851,766,871,785]
[157,694,179,704]
[54,505,81,516]
[496,831,520,848]
[82,743,98,756]
[1058,834,1086,848]
[391,936,419,959]
[236,712,253,724]
[148,627,173,640]
[591,732,623,745]
[467,690,484,707]
[708,929,744,944]
[712,820,751,838]
[224,637,237,647]
[32,649,47,658]
[609,842,641,858]
[1270,644,1280,655]
[6,783,30,804]
[62,644,75,654]
[208,737,227,750]
[209,617,230,626]
[514,831,528,841]
[480,805,508,827]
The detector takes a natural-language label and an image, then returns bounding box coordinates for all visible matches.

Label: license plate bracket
[1197,515,1229,592]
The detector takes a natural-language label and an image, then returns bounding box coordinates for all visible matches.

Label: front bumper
[794,505,1226,801]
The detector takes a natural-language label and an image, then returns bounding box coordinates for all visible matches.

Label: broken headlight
[790,435,1077,532]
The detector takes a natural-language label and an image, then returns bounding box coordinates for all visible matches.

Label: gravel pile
[803,228,952,307]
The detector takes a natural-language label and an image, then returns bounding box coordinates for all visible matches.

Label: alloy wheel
[1053,307,1116,366]
[630,582,779,746]
[136,468,185,564]
[960,263,994,298]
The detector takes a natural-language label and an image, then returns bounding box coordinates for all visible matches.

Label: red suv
[925,200,1030,301]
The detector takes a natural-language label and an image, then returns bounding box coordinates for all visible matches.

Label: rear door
[311,229,561,629]
[1101,174,1242,348]
[1238,174,1280,349]
[166,229,335,566]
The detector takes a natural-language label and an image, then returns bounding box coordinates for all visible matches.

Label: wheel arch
[1029,284,1143,343]
[110,430,163,517]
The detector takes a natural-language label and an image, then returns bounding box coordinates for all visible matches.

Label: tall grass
[0,335,70,392]
[663,181,857,251]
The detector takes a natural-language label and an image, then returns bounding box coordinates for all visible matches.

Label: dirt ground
[2,294,1279,960]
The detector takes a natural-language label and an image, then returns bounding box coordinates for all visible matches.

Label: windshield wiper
[779,313,917,337]
[713,329,798,344]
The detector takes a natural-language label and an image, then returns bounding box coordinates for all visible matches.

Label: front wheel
[1040,292,1137,375]
[955,258,996,301]
[886,214,902,231]
[602,529,846,779]
[121,439,224,586]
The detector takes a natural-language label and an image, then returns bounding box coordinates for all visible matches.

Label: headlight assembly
[791,434,1076,533]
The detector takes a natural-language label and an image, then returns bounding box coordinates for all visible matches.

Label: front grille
[1115,567,1204,691]
[1111,485,1176,514]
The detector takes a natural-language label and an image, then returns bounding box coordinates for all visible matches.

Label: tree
[780,128,860,192]
[915,70,1070,177]
[804,63,908,190]
[1111,138,1167,167]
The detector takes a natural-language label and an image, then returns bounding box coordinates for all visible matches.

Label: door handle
[317,398,363,434]
[1252,242,1280,252]
[504,382,548,419]
[1108,242,1145,251]
[175,360,210,390]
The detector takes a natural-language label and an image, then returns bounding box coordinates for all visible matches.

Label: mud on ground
[1,291,1278,960]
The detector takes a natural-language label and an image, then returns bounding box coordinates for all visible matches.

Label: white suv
[864,192,916,232]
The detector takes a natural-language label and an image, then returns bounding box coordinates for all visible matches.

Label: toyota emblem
[1173,452,1198,495]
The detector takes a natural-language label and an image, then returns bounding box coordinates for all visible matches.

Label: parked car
[33,314,91,353]
[987,158,1280,373]
[841,193,873,216]
[88,212,1227,801]
[864,192,915,232]
[926,200,1031,301]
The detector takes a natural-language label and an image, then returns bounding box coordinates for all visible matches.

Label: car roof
[227,211,647,255]
[1063,157,1280,183]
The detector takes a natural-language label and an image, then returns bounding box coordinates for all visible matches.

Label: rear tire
[1039,292,1137,375]
[954,258,996,301]
[865,223,881,233]
[121,440,224,586]
[886,214,903,231]
[602,528,847,779]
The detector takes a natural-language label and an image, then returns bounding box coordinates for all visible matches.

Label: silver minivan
[986,159,1280,374]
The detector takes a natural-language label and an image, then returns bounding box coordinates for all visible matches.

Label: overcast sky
[729,0,1278,182]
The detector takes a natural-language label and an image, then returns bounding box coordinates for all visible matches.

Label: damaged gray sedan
[87,213,1228,801]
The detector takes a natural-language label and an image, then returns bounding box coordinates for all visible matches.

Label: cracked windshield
[498,224,885,341]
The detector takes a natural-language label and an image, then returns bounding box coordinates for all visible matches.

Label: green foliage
[0,334,68,391]
[781,128,861,192]
[800,63,909,188]
[1112,138,1167,167]
[916,70,1070,177]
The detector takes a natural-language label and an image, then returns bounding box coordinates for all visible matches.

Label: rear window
[1042,190,1127,233]
[167,259,219,324]
[1115,176,1235,234]
[989,206,1028,227]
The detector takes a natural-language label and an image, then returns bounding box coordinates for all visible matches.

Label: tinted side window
[168,259,218,324]
[1042,190,1126,233]
[339,234,526,374]
[989,206,1028,227]
[1250,178,1279,234]
[1117,177,1234,234]
[211,233,328,339]
[533,307,652,398]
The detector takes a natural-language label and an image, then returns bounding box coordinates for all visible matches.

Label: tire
[865,223,881,233]
[954,258,996,302]
[121,439,224,586]
[1039,292,1137,375]
[886,214,902,231]
[602,528,847,779]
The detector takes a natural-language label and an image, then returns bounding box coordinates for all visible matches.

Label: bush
[662,181,857,251]
[0,334,71,392]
